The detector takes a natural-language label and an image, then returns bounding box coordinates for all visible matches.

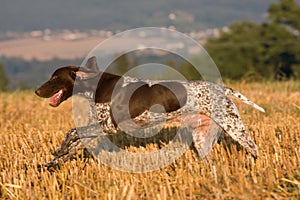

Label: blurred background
[0,0,299,90]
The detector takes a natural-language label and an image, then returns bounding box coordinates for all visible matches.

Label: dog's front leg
[43,124,100,170]
[52,128,83,157]
[43,128,84,170]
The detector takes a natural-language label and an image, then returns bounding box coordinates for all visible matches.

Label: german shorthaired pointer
[35,57,265,169]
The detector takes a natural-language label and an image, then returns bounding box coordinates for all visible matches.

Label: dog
[36,56,265,168]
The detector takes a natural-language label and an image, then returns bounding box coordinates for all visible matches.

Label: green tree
[268,0,300,31]
[205,0,300,80]
[259,23,299,79]
[268,0,300,78]
[206,22,264,80]
[0,63,9,91]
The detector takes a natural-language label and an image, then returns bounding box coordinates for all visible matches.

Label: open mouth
[49,90,63,107]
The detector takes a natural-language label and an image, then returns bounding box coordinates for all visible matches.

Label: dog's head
[35,56,100,107]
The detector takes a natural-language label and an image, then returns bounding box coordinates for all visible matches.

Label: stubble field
[0,81,299,199]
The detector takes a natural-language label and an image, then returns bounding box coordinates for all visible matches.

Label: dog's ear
[84,56,99,71]
[76,56,100,80]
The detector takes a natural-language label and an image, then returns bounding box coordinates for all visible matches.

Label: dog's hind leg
[211,98,258,158]
[192,120,222,158]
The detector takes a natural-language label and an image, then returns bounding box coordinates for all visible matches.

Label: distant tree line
[0,57,83,90]
[0,63,9,91]
[205,0,300,81]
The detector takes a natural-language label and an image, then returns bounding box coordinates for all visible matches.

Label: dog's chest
[93,103,117,134]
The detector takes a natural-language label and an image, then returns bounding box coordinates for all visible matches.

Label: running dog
[35,57,264,168]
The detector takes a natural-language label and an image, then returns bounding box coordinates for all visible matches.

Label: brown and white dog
[36,57,264,167]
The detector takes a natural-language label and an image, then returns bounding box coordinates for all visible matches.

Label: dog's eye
[71,71,76,79]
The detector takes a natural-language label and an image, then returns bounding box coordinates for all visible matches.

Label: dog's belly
[123,82,209,130]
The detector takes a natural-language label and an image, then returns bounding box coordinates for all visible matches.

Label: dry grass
[0,81,299,199]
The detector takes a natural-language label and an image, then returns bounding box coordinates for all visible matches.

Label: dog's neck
[77,91,95,101]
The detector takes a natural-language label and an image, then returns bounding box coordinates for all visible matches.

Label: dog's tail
[224,87,265,113]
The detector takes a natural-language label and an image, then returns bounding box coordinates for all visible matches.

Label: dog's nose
[35,89,40,96]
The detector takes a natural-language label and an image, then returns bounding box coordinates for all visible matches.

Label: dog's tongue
[49,90,63,107]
